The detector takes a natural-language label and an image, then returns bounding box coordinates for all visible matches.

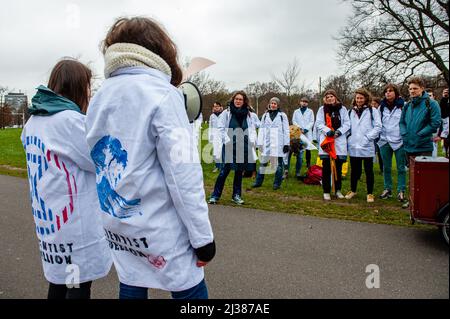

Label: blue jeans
[212,163,243,198]
[287,151,304,176]
[379,144,406,192]
[214,149,225,170]
[119,278,208,299]
[255,156,284,187]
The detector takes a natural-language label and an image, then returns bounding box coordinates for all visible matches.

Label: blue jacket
[399,92,441,153]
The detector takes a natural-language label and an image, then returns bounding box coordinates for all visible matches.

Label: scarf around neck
[323,103,342,130]
[269,109,280,121]
[353,105,368,118]
[230,103,249,127]
[381,97,404,112]
[104,43,172,79]
[300,106,307,114]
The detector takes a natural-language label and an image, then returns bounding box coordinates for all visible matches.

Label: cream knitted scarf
[104,42,172,79]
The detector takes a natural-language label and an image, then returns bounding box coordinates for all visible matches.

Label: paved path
[0,175,448,299]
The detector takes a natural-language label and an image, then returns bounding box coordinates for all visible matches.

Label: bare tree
[272,58,301,119]
[337,0,449,85]
[323,74,356,107]
[0,86,9,129]
[188,71,226,95]
[245,81,280,115]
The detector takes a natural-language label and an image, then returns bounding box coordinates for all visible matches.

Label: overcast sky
[0,0,352,97]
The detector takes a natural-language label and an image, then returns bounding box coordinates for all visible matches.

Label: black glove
[335,130,342,137]
[326,130,335,137]
[194,241,216,262]
[283,145,290,153]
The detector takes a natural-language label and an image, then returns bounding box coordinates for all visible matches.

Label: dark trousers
[212,163,243,198]
[375,144,383,172]
[47,281,92,299]
[350,157,374,194]
[305,149,311,167]
[322,158,345,193]
[255,156,284,187]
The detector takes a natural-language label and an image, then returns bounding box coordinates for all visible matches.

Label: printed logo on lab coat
[24,135,77,236]
[91,136,141,219]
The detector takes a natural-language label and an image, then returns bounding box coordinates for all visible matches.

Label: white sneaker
[345,191,357,199]
[323,193,331,201]
[335,191,344,199]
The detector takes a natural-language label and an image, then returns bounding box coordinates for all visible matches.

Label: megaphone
[179,81,202,123]
[179,57,216,123]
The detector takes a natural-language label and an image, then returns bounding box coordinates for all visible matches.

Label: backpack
[303,165,322,185]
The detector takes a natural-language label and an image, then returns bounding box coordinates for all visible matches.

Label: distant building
[4,92,27,111]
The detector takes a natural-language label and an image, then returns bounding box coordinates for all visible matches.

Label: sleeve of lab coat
[305,109,315,132]
[292,110,299,127]
[281,112,290,146]
[315,106,331,136]
[338,107,351,136]
[151,91,214,249]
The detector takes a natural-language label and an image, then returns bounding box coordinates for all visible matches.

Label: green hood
[28,85,82,116]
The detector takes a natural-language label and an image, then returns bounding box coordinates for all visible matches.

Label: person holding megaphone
[85,16,215,299]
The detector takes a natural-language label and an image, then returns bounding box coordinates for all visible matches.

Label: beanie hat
[270,97,281,106]
[323,89,339,101]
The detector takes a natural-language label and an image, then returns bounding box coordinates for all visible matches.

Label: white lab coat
[85,67,214,291]
[441,117,449,138]
[315,106,351,157]
[347,107,382,157]
[218,109,260,163]
[208,113,222,160]
[257,111,290,157]
[292,107,315,141]
[21,111,112,285]
[191,113,203,149]
[378,106,403,151]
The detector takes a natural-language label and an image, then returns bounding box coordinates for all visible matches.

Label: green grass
[201,147,420,227]
[0,127,436,228]
[0,128,26,169]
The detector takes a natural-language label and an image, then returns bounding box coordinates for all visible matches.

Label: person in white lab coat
[208,91,259,205]
[85,17,215,299]
[377,84,407,201]
[21,59,112,299]
[316,89,351,200]
[345,88,382,203]
[292,96,315,173]
[208,102,223,172]
[252,97,290,190]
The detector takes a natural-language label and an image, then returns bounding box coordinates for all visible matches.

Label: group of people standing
[207,78,447,206]
[17,13,449,300]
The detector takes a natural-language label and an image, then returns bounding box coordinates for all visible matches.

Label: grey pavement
[0,175,448,299]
